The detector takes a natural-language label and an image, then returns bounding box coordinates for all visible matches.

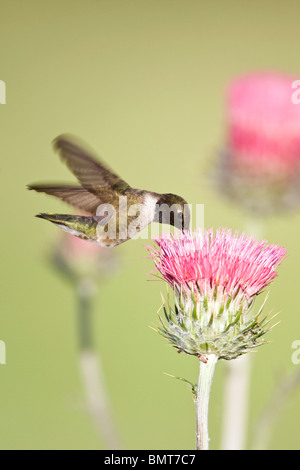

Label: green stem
[221,354,252,450]
[77,279,94,350]
[76,278,122,449]
[196,354,218,450]
[251,366,300,450]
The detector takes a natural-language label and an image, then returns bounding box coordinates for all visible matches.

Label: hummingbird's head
[154,193,190,231]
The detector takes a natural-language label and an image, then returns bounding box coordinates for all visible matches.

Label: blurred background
[0,0,299,450]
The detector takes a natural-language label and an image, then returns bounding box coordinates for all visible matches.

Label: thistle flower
[214,72,300,214]
[52,232,118,282]
[147,228,286,361]
[147,228,286,450]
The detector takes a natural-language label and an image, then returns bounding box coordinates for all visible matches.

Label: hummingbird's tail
[35,213,98,241]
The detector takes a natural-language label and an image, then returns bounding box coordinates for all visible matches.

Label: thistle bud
[51,232,118,282]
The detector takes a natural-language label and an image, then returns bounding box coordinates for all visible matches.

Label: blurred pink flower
[214,71,300,214]
[52,232,118,281]
[61,233,103,259]
[148,228,286,299]
[228,72,300,177]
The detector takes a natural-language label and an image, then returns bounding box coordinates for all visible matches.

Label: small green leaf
[165,373,197,399]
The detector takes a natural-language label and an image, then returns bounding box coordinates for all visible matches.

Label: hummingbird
[28,135,190,247]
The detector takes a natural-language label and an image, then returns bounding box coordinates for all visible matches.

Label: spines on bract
[157,288,275,360]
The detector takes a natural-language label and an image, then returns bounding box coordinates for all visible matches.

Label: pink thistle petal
[147,228,287,300]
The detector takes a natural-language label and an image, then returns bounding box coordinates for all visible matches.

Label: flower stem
[251,366,300,450]
[77,279,122,449]
[196,354,218,450]
[77,279,94,350]
[221,354,252,449]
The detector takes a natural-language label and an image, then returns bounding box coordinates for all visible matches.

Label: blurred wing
[28,185,103,214]
[53,135,130,195]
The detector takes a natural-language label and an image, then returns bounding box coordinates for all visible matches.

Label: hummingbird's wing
[53,135,130,195]
[28,185,103,214]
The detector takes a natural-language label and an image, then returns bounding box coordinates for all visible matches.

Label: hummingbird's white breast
[142,193,158,222]
[126,192,158,239]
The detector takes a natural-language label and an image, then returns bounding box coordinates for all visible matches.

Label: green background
[0,0,299,450]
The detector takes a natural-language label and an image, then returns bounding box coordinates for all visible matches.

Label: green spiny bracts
[157,289,277,360]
